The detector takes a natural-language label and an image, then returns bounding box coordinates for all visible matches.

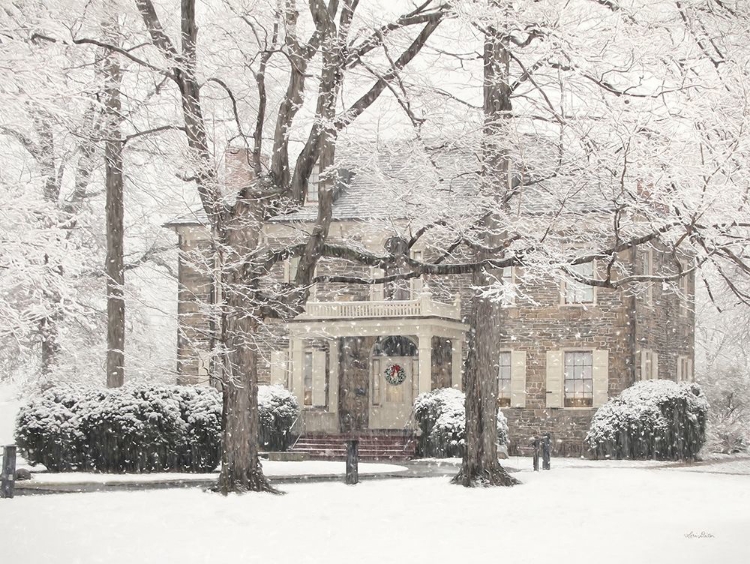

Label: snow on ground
[28,461,407,484]
[3,466,748,564]
[663,457,750,475]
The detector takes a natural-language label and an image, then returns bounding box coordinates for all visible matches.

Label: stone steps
[291,432,416,461]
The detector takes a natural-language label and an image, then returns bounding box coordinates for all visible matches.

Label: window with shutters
[677,355,692,382]
[564,351,593,407]
[563,262,595,305]
[679,272,690,317]
[500,267,515,306]
[497,351,512,407]
[641,249,653,305]
[284,257,300,284]
[306,163,319,204]
[411,250,424,296]
[642,349,654,380]
[303,351,313,406]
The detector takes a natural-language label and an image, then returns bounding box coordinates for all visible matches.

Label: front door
[369,355,417,429]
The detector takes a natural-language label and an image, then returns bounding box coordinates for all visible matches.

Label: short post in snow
[532,437,540,472]
[1,445,17,499]
[345,439,359,485]
[542,433,551,471]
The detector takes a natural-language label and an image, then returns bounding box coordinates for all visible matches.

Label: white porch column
[418,333,432,395]
[290,337,304,405]
[451,336,463,391]
[328,339,339,414]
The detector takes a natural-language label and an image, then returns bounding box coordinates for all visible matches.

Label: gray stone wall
[497,265,633,454]
[171,223,695,455]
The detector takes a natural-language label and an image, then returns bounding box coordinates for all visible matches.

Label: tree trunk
[216,218,276,494]
[39,305,60,382]
[103,41,125,388]
[217,290,275,494]
[34,111,62,380]
[453,265,519,487]
[453,4,518,487]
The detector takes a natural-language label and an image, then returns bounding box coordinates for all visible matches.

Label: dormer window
[306,163,320,205]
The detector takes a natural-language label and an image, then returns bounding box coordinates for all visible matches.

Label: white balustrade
[299,293,460,320]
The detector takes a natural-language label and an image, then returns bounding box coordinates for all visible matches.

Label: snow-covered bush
[700,368,750,454]
[13,386,89,471]
[15,383,300,472]
[80,385,187,472]
[413,388,509,458]
[177,386,223,472]
[586,380,708,460]
[258,385,300,451]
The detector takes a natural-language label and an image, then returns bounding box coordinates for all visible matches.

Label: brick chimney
[225,147,254,190]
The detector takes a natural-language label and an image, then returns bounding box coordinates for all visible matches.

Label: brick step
[290,433,416,461]
[298,452,413,461]
[293,445,415,454]
[294,441,414,448]
[294,439,413,444]
[293,447,412,454]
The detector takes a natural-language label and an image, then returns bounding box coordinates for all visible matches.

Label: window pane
[564,351,593,407]
[303,352,313,406]
[498,352,512,404]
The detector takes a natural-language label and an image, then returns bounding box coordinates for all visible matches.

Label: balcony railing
[297,292,461,321]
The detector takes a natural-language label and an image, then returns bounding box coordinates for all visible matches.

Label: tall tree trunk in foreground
[454,264,519,486]
[34,112,62,380]
[217,206,276,494]
[454,4,518,487]
[103,38,125,388]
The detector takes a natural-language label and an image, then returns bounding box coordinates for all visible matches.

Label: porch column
[328,339,339,414]
[418,333,432,395]
[451,336,463,391]
[290,336,304,405]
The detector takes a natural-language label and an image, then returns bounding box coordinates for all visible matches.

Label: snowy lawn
[3,466,748,564]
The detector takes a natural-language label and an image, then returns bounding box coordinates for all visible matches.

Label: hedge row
[15,384,299,473]
[413,387,509,458]
[586,380,708,460]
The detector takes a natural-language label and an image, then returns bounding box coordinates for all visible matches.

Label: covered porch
[274,298,468,435]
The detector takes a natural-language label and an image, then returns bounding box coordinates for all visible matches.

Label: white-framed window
[677,355,693,382]
[500,266,515,306]
[284,256,300,283]
[306,163,320,205]
[497,351,512,407]
[679,272,690,317]
[303,351,313,406]
[641,248,653,305]
[563,351,594,407]
[563,262,595,305]
[411,250,424,296]
[641,349,658,380]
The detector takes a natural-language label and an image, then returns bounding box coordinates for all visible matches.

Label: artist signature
[684,531,714,539]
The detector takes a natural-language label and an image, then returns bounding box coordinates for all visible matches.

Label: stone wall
[171,222,695,455]
[496,264,634,454]
[175,227,215,385]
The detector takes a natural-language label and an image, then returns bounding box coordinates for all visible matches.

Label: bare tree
[102,18,126,388]
[81,0,450,493]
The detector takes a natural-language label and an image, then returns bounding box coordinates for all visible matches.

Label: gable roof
[165,144,615,228]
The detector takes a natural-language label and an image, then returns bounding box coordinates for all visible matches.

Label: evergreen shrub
[15,383,299,472]
[413,387,509,458]
[586,380,708,460]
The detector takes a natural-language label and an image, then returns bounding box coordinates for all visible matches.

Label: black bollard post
[532,437,539,471]
[345,439,359,485]
[1,445,17,499]
[542,433,551,470]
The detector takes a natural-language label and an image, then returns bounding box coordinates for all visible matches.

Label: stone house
[166,150,695,456]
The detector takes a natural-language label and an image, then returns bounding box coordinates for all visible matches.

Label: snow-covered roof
[165,145,614,228]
